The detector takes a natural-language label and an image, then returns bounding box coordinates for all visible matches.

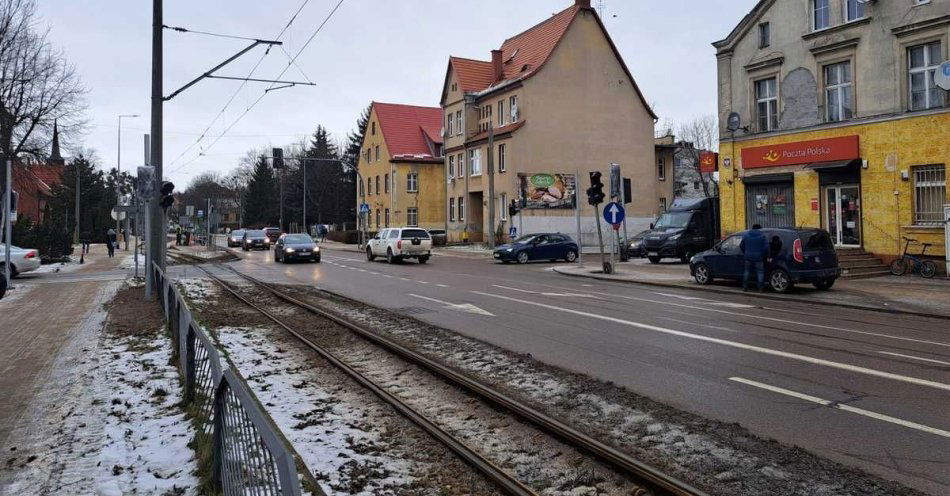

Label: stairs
[837,248,890,279]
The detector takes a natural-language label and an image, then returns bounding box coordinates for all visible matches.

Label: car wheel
[386,248,395,264]
[516,251,529,264]
[418,256,429,264]
[366,247,375,261]
[693,263,712,285]
[565,249,578,263]
[648,256,661,264]
[813,278,835,290]
[769,269,793,294]
[920,261,937,279]
[680,248,695,264]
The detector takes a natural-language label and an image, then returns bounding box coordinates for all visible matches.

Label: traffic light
[272,147,284,169]
[160,181,175,212]
[587,171,605,206]
[508,199,519,218]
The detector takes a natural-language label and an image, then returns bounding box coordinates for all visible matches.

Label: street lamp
[117,113,139,250]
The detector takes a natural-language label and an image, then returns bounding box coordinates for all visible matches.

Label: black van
[689,228,841,293]
[632,197,721,263]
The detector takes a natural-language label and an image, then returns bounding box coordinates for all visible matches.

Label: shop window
[824,61,853,122]
[913,165,946,225]
[908,41,946,111]
[755,77,778,131]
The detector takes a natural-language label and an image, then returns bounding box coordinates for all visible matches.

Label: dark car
[227,229,246,248]
[274,233,320,263]
[241,229,270,251]
[494,233,579,264]
[689,228,841,293]
[637,197,721,264]
[264,227,281,243]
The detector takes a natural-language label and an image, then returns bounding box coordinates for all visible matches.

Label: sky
[38,0,757,189]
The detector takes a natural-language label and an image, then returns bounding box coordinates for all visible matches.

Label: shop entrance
[824,184,861,247]
[744,176,795,228]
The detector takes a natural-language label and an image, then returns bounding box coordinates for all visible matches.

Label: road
[218,244,949,494]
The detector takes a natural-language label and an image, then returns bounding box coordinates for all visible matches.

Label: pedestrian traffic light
[272,147,284,169]
[587,171,605,206]
[160,181,175,212]
[508,199,519,218]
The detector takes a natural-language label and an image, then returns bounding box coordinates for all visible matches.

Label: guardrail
[151,262,303,495]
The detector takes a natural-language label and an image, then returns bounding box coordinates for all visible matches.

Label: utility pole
[279,167,284,232]
[149,0,164,272]
[486,123,495,249]
[117,114,139,250]
[74,162,80,245]
[3,160,11,288]
[302,160,307,234]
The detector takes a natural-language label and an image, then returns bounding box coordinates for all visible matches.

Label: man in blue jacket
[739,224,769,292]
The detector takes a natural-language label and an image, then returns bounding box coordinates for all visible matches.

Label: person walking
[317,224,328,243]
[739,224,769,292]
[106,228,117,258]
[176,225,182,246]
[80,231,92,254]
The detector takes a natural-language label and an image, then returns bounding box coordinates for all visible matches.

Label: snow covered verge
[0,281,198,496]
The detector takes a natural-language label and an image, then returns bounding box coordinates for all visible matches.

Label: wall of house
[358,107,394,232]
[394,161,445,230]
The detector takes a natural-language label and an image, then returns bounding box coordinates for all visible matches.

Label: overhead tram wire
[166,0,315,169]
[170,0,346,174]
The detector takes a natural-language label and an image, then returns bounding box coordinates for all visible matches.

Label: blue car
[689,228,841,293]
[494,233,579,264]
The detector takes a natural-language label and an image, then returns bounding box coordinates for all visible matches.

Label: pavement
[193,242,950,495]
[0,243,129,450]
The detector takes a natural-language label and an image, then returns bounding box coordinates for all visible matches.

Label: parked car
[227,229,246,247]
[0,245,41,277]
[274,233,320,263]
[428,229,447,247]
[494,233,579,264]
[366,228,432,264]
[263,227,281,243]
[635,197,721,264]
[0,270,6,299]
[689,228,840,293]
[241,230,270,251]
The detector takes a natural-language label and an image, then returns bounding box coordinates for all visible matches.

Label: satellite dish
[935,61,950,91]
[727,112,741,132]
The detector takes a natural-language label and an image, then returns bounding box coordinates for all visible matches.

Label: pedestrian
[739,224,769,292]
[176,225,182,246]
[106,228,117,258]
[80,231,92,254]
[318,224,328,243]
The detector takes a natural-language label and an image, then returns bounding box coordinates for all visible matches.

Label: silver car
[0,245,41,277]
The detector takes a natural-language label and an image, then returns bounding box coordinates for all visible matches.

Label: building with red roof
[441,0,659,245]
[357,102,445,231]
[11,122,66,225]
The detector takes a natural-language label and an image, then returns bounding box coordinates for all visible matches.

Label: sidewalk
[554,258,950,319]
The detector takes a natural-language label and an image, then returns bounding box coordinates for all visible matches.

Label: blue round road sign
[603,201,625,226]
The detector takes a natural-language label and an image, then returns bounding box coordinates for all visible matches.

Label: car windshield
[246,230,265,237]
[654,212,692,229]
[400,229,430,239]
[283,234,311,243]
[231,230,245,237]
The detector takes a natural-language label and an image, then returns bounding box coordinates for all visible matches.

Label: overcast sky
[39,0,757,188]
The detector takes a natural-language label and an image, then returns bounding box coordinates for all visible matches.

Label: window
[447,114,453,137]
[385,208,390,228]
[375,145,380,162]
[657,157,666,180]
[498,100,505,127]
[469,149,481,176]
[824,61,853,122]
[451,82,457,92]
[384,173,390,193]
[693,181,701,190]
[498,144,506,173]
[365,149,371,163]
[375,209,380,228]
[456,111,462,135]
[755,77,778,131]
[913,165,946,225]
[813,0,829,30]
[407,172,418,192]
[758,22,770,48]
[448,155,455,179]
[659,197,667,213]
[407,207,418,227]
[449,198,455,221]
[359,179,364,197]
[371,122,376,136]
[500,192,508,221]
[457,153,465,177]
[375,175,380,194]
[844,0,865,22]
[509,95,518,122]
[458,196,465,221]
[908,41,946,111]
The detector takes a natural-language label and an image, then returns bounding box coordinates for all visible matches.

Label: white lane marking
[383,275,394,279]
[435,284,449,288]
[400,277,411,281]
[471,291,950,393]
[410,294,495,317]
[369,272,380,275]
[730,377,950,439]
[418,281,430,285]
[653,292,704,301]
[878,352,950,366]
[492,284,597,298]
[357,269,367,272]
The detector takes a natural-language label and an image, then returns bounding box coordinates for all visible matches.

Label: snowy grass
[118,253,147,269]
[177,278,217,305]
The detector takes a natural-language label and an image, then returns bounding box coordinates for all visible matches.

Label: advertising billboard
[518,173,576,209]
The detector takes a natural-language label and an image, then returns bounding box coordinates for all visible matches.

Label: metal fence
[151,262,303,496]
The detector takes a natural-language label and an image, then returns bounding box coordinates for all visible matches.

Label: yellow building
[357,102,445,232]
[714,0,948,268]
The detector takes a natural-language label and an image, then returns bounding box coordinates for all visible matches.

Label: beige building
[440,0,658,245]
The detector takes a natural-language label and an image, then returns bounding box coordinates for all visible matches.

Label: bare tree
[0,0,86,173]
[674,115,719,198]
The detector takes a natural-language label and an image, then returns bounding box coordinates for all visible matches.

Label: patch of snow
[32,258,84,275]
[177,277,217,304]
[118,253,146,269]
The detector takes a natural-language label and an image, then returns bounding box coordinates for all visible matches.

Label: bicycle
[889,237,937,278]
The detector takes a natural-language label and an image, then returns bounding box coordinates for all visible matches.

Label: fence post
[211,380,226,492]
[184,325,196,403]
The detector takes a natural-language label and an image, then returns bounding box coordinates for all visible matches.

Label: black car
[494,233,579,264]
[227,229,246,248]
[241,229,270,251]
[274,233,320,263]
[689,228,841,293]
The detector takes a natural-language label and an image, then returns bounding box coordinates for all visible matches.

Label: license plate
[648,252,658,257]
[299,251,310,255]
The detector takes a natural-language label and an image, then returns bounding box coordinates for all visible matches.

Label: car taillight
[793,238,804,263]
[24,251,37,259]
[397,240,402,249]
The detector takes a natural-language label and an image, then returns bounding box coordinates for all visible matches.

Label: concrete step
[842,269,891,280]
[839,259,888,269]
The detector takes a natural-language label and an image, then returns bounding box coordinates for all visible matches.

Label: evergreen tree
[339,105,370,227]
[243,154,279,227]
[49,154,112,243]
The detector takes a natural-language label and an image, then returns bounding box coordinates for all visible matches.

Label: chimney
[491,49,503,82]
[576,0,591,8]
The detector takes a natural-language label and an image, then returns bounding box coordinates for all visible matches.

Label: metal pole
[279,167,284,232]
[207,198,212,251]
[574,169,582,264]
[487,123,495,249]
[134,205,140,278]
[302,160,307,234]
[74,162,80,245]
[3,160,11,288]
[594,203,609,274]
[149,0,165,271]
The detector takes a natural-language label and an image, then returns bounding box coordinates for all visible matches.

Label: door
[529,235,550,260]
[745,182,795,228]
[372,230,387,255]
[707,235,744,279]
[823,185,861,247]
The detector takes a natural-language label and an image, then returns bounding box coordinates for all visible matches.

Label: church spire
[50,120,62,163]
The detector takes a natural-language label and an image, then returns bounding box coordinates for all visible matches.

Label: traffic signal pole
[149,0,165,273]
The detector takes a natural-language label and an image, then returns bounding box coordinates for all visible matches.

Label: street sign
[137,166,154,198]
[110,209,127,221]
[603,201,625,229]
[936,61,950,91]
[197,209,204,218]
[359,203,370,214]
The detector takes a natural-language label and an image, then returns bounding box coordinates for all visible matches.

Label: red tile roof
[31,164,65,189]
[448,57,496,94]
[372,102,443,159]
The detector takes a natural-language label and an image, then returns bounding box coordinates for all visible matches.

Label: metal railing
[151,262,304,496]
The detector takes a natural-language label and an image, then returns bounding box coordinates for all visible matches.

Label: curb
[552,266,950,321]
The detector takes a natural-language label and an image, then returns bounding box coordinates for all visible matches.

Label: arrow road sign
[603,201,625,228]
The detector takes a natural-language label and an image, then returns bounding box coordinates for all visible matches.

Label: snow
[118,253,146,269]
[32,257,84,274]
[177,277,217,305]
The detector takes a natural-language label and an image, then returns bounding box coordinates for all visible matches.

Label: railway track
[168,250,706,496]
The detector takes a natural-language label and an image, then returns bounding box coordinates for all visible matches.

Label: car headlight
[314,246,320,252]
[285,248,294,253]
[506,248,513,252]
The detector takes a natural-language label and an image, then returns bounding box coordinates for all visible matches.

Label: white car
[0,245,41,277]
[366,228,433,264]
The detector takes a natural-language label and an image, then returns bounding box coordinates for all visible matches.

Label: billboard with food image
[518,173,576,209]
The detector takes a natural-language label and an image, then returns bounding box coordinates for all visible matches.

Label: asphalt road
[219,244,949,494]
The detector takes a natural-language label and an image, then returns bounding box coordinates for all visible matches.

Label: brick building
[11,122,65,225]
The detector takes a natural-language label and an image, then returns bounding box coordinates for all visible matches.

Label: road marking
[492,284,536,294]
[410,294,495,317]
[492,284,597,298]
[471,291,950,392]
[878,352,950,366]
[730,377,950,439]
[435,283,449,288]
[418,281,429,285]
[383,275,394,278]
[400,277,410,281]
[653,292,704,301]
